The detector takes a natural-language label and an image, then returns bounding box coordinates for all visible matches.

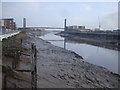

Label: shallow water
[39,31,119,74]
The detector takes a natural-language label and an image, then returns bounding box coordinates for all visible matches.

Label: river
[39,30,119,74]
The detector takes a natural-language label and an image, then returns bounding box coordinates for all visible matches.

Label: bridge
[18,26,64,30]
[18,18,66,31]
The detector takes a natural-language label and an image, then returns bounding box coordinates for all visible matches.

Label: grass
[2,37,17,47]
[2,31,27,47]
[2,31,27,59]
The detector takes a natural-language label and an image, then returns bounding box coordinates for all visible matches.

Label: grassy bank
[2,31,26,47]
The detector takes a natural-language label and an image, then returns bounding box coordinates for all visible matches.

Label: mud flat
[26,30,120,88]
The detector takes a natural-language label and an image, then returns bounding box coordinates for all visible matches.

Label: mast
[98,16,101,30]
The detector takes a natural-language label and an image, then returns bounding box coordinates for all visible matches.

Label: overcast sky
[2,2,118,30]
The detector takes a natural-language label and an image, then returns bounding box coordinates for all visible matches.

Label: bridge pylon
[64,19,67,31]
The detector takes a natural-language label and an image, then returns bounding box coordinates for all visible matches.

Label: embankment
[57,31,119,51]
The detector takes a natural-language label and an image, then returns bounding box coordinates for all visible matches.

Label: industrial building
[67,25,85,30]
[66,25,91,32]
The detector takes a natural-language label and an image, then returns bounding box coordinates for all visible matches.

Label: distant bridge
[19,18,66,31]
[18,26,64,30]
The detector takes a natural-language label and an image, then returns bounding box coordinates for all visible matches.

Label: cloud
[59,8,70,17]
[2,2,117,30]
[2,0,119,2]
[101,11,118,30]
[81,4,92,11]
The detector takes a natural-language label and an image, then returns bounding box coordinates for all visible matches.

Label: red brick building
[0,18,17,30]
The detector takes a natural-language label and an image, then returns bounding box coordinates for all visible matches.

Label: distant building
[67,25,85,30]
[66,25,91,32]
[79,29,92,32]
[113,29,120,33]
[0,18,17,30]
[78,26,85,29]
[94,28,100,31]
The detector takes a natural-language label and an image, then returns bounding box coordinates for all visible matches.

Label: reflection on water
[40,31,119,74]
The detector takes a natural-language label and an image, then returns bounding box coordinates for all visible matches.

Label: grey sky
[2,2,118,30]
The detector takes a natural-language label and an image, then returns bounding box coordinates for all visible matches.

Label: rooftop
[0,18,14,20]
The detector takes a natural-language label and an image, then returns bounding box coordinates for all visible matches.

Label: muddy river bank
[2,30,120,88]
[27,30,120,88]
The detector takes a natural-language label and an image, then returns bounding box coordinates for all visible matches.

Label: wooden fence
[2,39,37,89]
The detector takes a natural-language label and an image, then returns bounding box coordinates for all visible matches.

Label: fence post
[34,46,37,89]
[21,39,22,45]
[3,75,7,90]
[31,71,35,89]
[21,39,22,52]
[31,43,35,89]
[31,43,37,89]
[31,43,34,53]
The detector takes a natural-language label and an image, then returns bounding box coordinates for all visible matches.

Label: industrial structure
[66,25,91,32]
[67,25,85,30]
[23,18,26,29]
[64,19,67,31]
